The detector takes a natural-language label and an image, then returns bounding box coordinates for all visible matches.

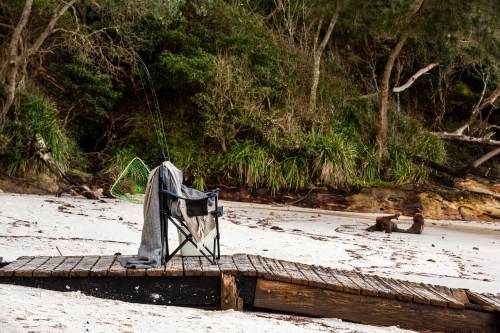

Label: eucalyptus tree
[0,0,212,127]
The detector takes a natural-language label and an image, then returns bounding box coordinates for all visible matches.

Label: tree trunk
[0,0,77,127]
[376,0,430,160]
[307,11,339,120]
[0,0,33,125]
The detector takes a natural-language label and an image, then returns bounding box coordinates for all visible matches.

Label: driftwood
[32,133,99,200]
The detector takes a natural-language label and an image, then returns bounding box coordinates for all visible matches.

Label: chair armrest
[210,206,223,217]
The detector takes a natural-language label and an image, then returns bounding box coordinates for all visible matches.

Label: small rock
[473,247,479,250]
[432,244,435,247]
[442,237,444,239]
[269,212,274,216]
[114,252,122,255]
[483,278,491,282]
[427,259,436,262]
[263,249,268,251]
[432,223,436,225]
[37,230,44,233]
[118,217,123,220]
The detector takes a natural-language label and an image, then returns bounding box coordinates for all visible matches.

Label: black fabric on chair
[159,163,222,265]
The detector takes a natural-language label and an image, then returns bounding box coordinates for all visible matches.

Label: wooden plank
[164,256,183,276]
[279,260,309,286]
[389,279,429,305]
[340,270,378,296]
[253,279,498,333]
[327,268,360,294]
[427,285,464,309]
[218,255,238,275]
[296,263,326,289]
[71,256,100,277]
[357,273,396,299]
[200,257,221,277]
[127,265,147,277]
[311,265,343,292]
[13,256,50,277]
[89,256,115,277]
[482,294,500,310]
[0,257,34,276]
[232,253,256,277]
[108,257,127,277]
[146,264,165,277]
[400,280,447,307]
[485,293,500,309]
[450,288,470,305]
[439,286,465,309]
[374,276,413,302]
[466,290,499,312]
[183,257,203,276]
[221,273,243,311]
[247,254,268,278]
[33,256,67,277]
[52,256,83,277]
[260,257,291,283]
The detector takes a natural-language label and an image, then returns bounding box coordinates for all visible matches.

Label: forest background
[1,0,500,200]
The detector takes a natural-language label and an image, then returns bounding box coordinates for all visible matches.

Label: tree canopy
[1,0,500,191]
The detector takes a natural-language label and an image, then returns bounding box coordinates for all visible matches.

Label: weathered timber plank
[183,257,203,276]
[279,260,309,285]
[437,286,465,309]
[7,257,37,277]
[466,291,499,312]
[388,278,429,305]
[450,288,470,305]
[374,276,413,302]
[164,256,183,276]
[108,257,127,277]
[328,268,360,294]
[126,256,147,277]
[260,257,291,283]
[483,294,500,309]
[89,256,115,277]
[253,279,500,333]
[71,256,100,277]
[33,256,66,277]
[399,280,447,307]
[218,255,238,275]
[358,273,396,299]
[296,263,326,289]
[232,253,256,277]
[13,256,50,277]
[221,273,243,311]
[146,264,165,277]
[52,257,83,277]
[311,265,343,291]
[247,254,267,278]
[341,270,377,296]
[426,285,464,309]
[200,257,221,277]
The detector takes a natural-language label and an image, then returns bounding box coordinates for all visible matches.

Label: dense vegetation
[1,0,500,192]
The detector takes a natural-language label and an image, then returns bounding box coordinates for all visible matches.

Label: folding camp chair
[159,164,222,265]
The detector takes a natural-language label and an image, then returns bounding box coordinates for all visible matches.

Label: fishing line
[134,52,170,161]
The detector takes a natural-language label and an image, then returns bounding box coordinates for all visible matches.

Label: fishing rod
[134,52,170,162]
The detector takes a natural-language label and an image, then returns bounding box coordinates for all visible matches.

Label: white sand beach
[0,192,499,332]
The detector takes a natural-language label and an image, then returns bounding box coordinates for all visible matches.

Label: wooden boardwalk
[1,254,499,332]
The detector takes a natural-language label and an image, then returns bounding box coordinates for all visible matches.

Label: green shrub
[0,91,84,176]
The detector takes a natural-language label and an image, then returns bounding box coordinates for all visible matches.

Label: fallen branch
[430,131,500,146]
[33,133,99,200]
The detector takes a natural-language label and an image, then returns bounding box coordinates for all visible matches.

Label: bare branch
[26,0,78,58]
[392,63,439,92]
[431,131,500,146]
